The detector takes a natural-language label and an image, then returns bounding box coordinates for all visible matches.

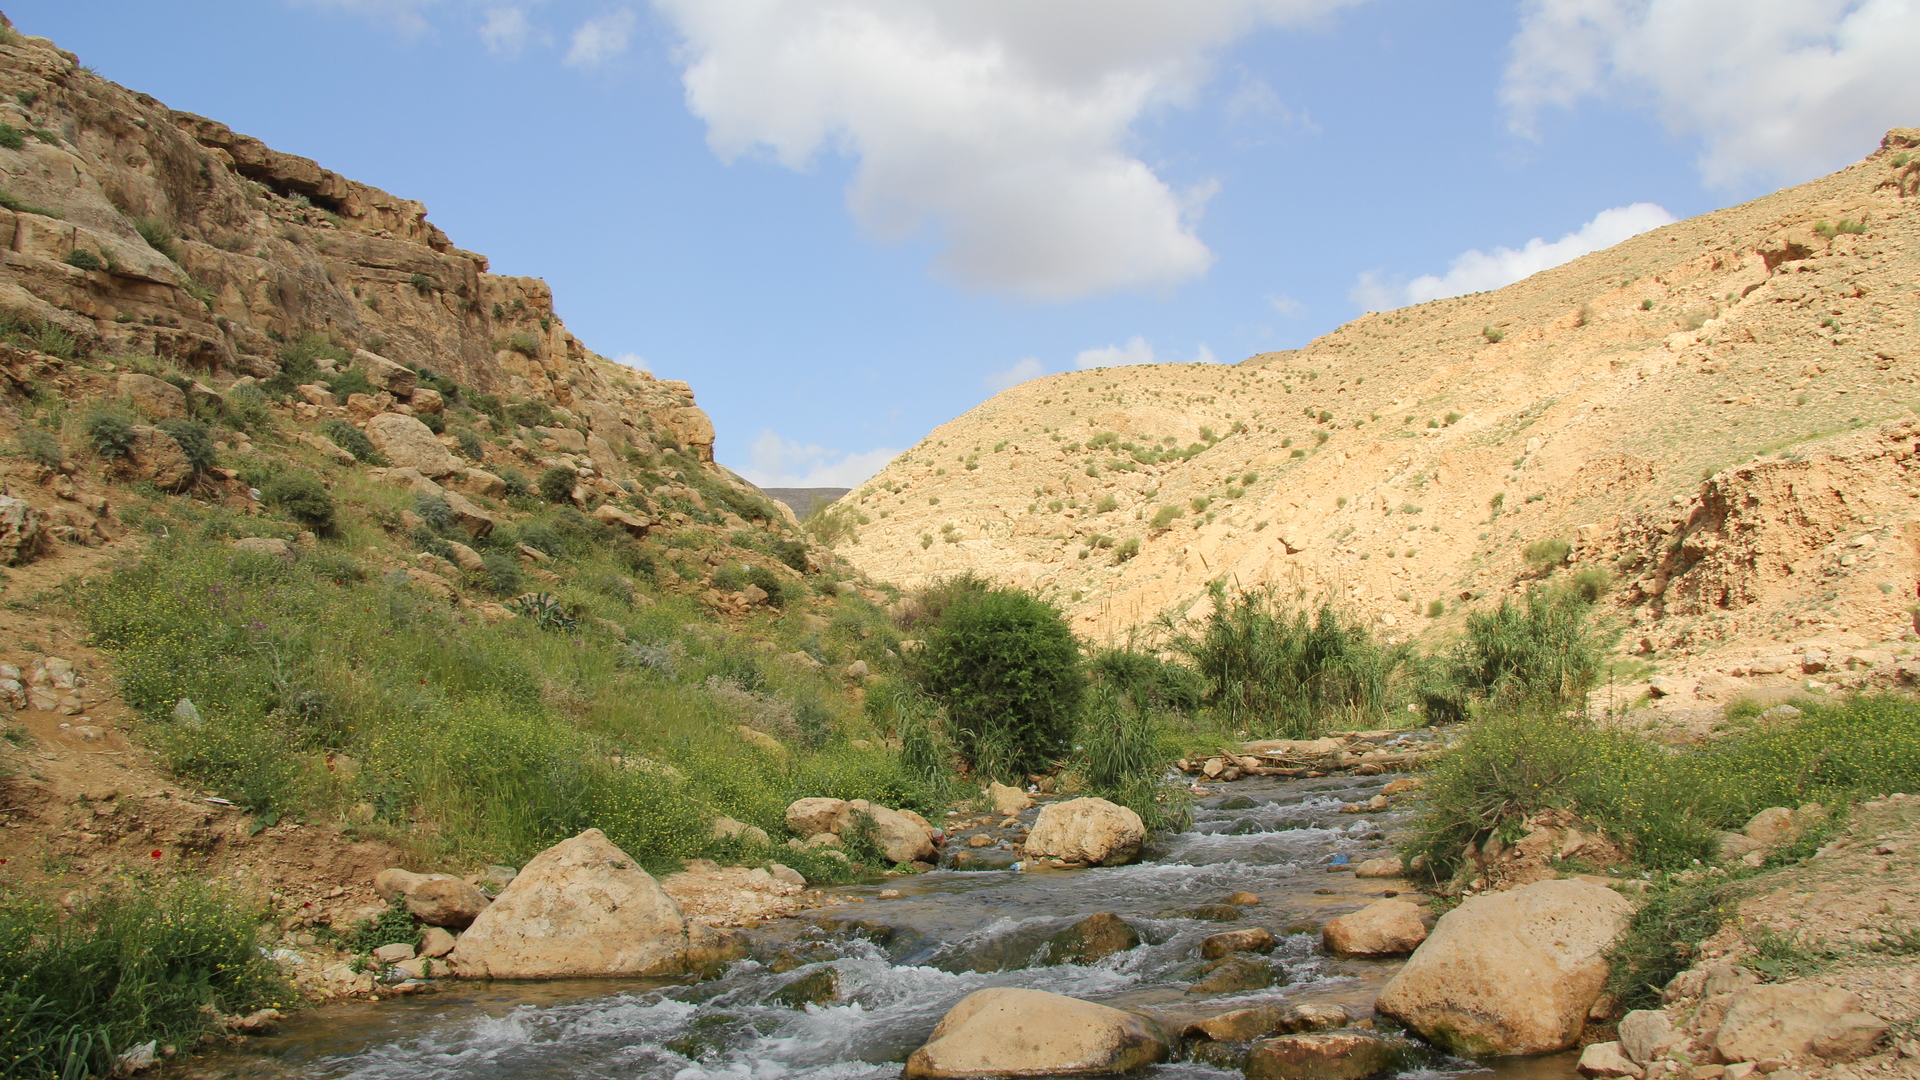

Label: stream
[192,771,1582,1080]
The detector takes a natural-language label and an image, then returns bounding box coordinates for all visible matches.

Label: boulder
[1023,798,1144,867]
[1184,1005,1289,1044]
[989,781,1034,815]
[1186,955,1273,994]
[785,797,847,838]
[832,800,937,864]
[117,372,187,419]
[711,815,772,846]
[372,868,490,928]
[1353,857,1404,878]
[419,927,456,958]
[1244,1032,1400,1080]
[372,942,416,964]
[1043,913,1140,966]
[116,425,194,490]
[409,387,444,414]
[463,468,507,497]
[592,503,650,536]
[1374,878,1634,1056]
[441,490,496,537]
[0,496,50,566]
[1617,1010,1675,1064]
[232,536,294,559]
[354,349,417,397]
[1322,900,1427,957]
[904,987,1167,1079]
[1742,807,1799,847]
[1199,927,1276,959]
[1713,984,1888,1063]
[1576,1041,1643,1079]
[444,540,487,573]
[448,828,700,978]
[365,414,461,478]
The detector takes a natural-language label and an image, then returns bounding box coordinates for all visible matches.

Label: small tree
[913,583,1084,780]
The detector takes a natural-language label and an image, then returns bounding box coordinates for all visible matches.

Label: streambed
[190,772,1580,1080]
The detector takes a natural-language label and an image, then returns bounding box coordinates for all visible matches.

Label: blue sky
[15,1,1918,485]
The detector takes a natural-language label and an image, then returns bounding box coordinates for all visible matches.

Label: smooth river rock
[1322,899,1427,957]
[1374,878,1634,1056]
[1023,797,1144,866]
[904,987,1167,1079]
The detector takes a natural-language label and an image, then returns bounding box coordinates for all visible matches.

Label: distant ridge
[760,488,850,518]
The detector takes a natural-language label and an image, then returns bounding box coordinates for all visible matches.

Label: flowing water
[194,771,1580,1080]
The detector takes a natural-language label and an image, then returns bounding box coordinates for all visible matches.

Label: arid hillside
[837,132,1920,700]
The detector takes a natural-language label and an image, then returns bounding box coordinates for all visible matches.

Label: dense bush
[318,418,384,465]
[157,418,216,474]
[913,582,1084,779]
[260,471,335,532]
[745,566,785,608]
[1089,647,1205,714]
[1178,584,1406,736]
[83,408,137,459]
[15,426,62,469]
[1440,588,1601,710]
[537,465,577,504]
[0,880,288,1080]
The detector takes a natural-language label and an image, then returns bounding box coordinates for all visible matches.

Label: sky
[14,1,1920,487]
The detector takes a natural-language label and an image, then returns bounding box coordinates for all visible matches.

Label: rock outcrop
[1023,797,1144,866]
[1374,878,1634,1055]
[904,988,1167,1079]
[449,829,704,979]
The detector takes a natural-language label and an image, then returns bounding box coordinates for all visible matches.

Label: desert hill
[835,132,1920,703]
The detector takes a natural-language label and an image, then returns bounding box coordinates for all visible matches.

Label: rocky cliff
[836,130,1920,702]
[0,23,715,462]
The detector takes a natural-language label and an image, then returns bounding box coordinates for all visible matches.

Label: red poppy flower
[150,849,163,859]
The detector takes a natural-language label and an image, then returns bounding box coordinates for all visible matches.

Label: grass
[1405,695,1920,886]
[0,879,289,1080]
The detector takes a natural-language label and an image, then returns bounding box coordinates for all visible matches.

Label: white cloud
[293,0,443,35]
[566,8,637,68]
[986,357,1045,392]
[480,6,536,55]
[1073,336,1219,369]
[1267,293,1306,317]
[608,351,652,373]
[1076,336,1159,369]
[1504,0,1920,187]
[651,0,1364,300]
[1351,202,1675,310]
[738,429,900,487]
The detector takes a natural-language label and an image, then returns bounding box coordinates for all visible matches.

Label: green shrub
[913,582,1084,780]
[321,419,386,465]
[83,408,137,459]
[409,272,433,294]
[1442,589,1600,710]
[771,538,808,573]
[0,880,289,1080]
[537,465,578,504]
[505,400,553,429]
[64,248,104,271]
[1523,537,1571,570]
[453,427,485,461]
[0,124,21,151]
[418,410,446,435]
[469,392,505,421]
[499,467,531,498]
[1112,537,1140,563]
[505,333,540,358]
[480,551,522,596]
[745,566,785,608]
[1604,877,1736,1010]
[1178,583,1406,736]
[16,426,62,469]
[261,471,335,531]
[1089,647,1204,714]
[157,418,216,473]
[1150,505,1182,529]
[132,216,178,261]
[323,367,376,400]
[341,899,420,954]
[1481,325,1504,343]
[223,384,274,435]
[1569,566,1612,602]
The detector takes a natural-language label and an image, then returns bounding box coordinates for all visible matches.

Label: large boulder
[904,987,1167,1079]
[1322,899,1427,957]
[1023,797,1144,866]
[1244,1032,1401,1080]
[373,868,490,928]
[785,797,848,838]
[117,372,187,419]
[1374,878,1634,1056]
[831,799,936,864]
[989,781,1033,815]
[365,413,461,478]
[354,349,417,397]
[448,829,699,978]
[1713,984,1888,1063]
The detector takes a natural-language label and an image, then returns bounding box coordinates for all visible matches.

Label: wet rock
[988,781,1033,815]
[904,987,1167,1079]
[1322,900,1427,957]
[1353,857,1404,878]
[1182,905,1243,921]
[1374,878,1634,1056]
[1244,1031,1400,1080]
[1044,913,1140,966]
[1577,1041,1643,1078]
[1199,927,1276,959]
[1714,984,1887,1063]
[1023,797,1144,867]
[449,828,703,978]
[1184,1004,1289,1043]
[1186,955,1273,994]
[772,967,839,1008]
[1278,1003,1352,1034]
[1217,795,1258,810]
[1225,891,1261,906]
[1189,1038,1248,1070]
[950,849,1020,872]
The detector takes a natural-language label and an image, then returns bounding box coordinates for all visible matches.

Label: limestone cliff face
[836,129,1920,677]
[0,25,714,460]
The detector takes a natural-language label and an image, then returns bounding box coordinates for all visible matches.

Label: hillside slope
[837,131,1920,697]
